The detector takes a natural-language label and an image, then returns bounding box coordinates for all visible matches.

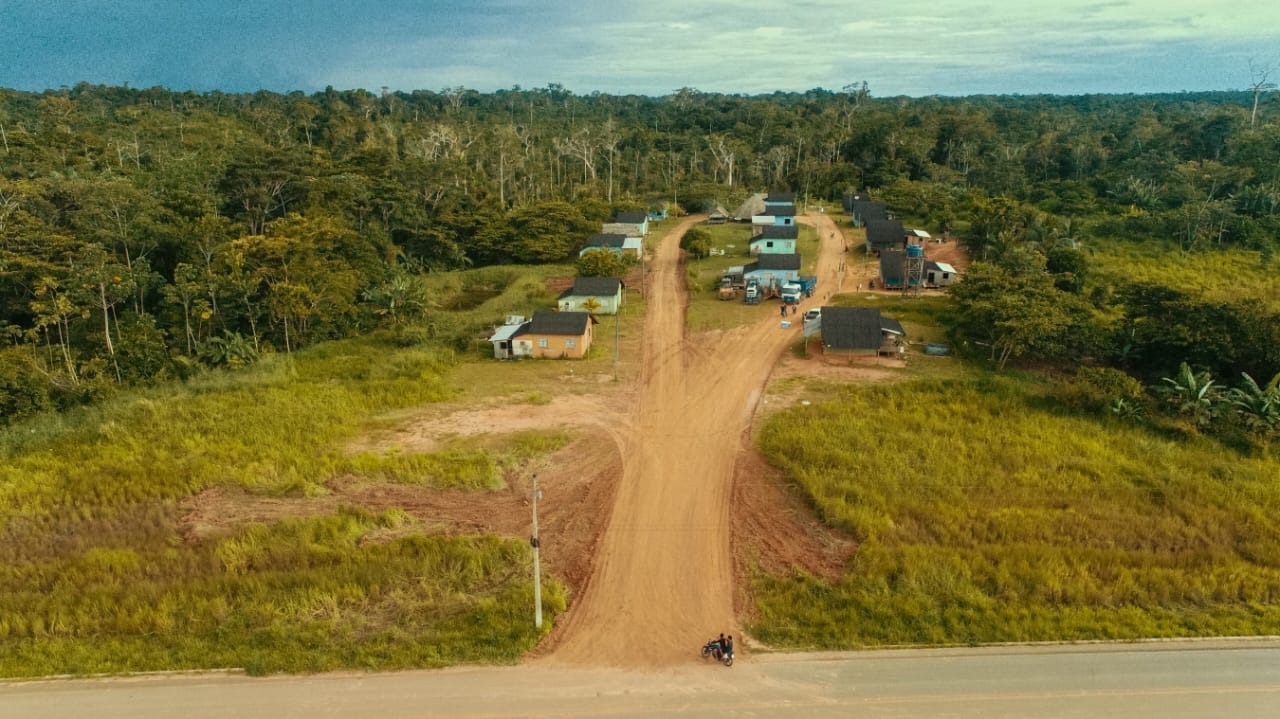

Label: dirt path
[545,213,847,667]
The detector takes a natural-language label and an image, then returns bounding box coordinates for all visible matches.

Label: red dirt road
[546,213,849,667]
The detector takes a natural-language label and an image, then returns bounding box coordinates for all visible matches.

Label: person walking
[779,304,787,318]
[725,635,734,660]
[715,633,726,660]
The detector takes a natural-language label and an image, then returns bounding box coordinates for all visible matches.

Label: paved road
[7,640,1279,718]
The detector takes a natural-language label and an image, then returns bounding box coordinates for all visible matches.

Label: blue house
[558,277,625,315]
[752,202,796,233]
[612,210,649,237]
[748,225,799,255]
[743,253,801,290]
[581,232,629,257]
[764,191,795,207]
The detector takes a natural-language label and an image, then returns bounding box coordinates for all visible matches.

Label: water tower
[904,242,925,297]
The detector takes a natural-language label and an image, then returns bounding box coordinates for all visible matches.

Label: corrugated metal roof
[560,277,623,299]
[527,310,590,335]
[750,225,799,241]
[489,322,527,342]
[820,307,883,351]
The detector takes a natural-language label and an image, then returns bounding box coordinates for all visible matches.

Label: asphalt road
[6,639,1279,719]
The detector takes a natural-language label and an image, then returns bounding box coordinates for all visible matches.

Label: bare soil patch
[177,212,871,670]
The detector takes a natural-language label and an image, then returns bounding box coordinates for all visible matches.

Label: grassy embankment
[750,359,1280,647]
[0,268,586,677]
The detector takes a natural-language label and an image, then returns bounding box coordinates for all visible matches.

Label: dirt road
[547,213,850,666]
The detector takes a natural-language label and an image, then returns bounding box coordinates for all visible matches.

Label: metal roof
[750,225,799,242]
[526,311,591,336]
[748,253,802,271]
[488,322,526,343]
[584,233,628,248]
[820,307,883,351]
[614,210,647,224]
[560,277,623,299]
[866,219,906,247]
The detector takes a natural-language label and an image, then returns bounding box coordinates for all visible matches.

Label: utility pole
[613,312,620,379]
[531,474,543,629]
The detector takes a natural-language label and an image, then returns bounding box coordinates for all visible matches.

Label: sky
[2,1,1279,97]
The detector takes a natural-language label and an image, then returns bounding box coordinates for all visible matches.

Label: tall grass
[1088,238,1280,309]
[0,508,564,676]
[752,374,1280,647]
[0,332,568,676]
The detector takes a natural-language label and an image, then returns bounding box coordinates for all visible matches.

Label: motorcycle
[701,639,733,667]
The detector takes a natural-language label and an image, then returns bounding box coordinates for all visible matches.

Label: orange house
[509,311,595,359]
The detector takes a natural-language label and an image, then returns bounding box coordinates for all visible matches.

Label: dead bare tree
[554,127,598,183]
[707,135,736,186]
[1249,59,1276,129]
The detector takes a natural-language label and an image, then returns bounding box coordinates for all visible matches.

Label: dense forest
[2,83,1280,430]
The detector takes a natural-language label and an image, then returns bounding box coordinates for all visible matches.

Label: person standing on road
[779,304,787,318]
[716,633,726,660]
[725,635,734,659]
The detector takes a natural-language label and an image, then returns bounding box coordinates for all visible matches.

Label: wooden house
[817,307,906,357]
[488,311,594,360]
[925,260,957,288]
[579,232,641,259]
[558,277,624,315]
[612,210,649,236]
[743,253,801,289]
[748,225,799,255]
[488,315,530,360]
[598,225,645,256]
[865,219,906,255]
[752,203,797,234]
[764,191,796,208]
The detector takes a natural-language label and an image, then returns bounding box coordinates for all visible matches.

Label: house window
[766,241,774,248]
[565,339,577,348]
[538,338,549,348]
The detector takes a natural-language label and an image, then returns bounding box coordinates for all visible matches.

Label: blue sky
[2,1,1278,96]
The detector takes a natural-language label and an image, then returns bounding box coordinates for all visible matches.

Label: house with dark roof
[845,194,889,227]
[743,252,801,289]
[752,203,797,234]
[596,225,644,257]
[748,225,799,255]
[612,210,649,236]
[817,307,906,357]
[487,311,595,359]
[879,250,905,289]
[580,233,641,259]
[558,277,624,315]
[865,219,906,255]
[764,191,796,206]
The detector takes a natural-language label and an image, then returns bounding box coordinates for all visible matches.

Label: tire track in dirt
[545,213,847,667]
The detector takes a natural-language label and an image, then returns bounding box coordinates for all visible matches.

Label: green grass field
[0,332,568,676]
[751,373,1280,648]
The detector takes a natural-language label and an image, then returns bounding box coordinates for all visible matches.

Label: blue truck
[780,275,817,304]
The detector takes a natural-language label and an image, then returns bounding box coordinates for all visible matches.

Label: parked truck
[780,276,817,305]
[721,265,745,289]
[717,276,737,300]
[743,278,761,304]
